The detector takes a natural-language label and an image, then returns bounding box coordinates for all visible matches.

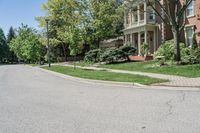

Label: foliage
[140,43,149,56]
[155,40,175,60]
[37,0,124,58]
[84,49,102,63]
[89,0,124,46]
[84,45,136,64]
[155,40,186,60]
[7,27,18,63]
[154,39,200,65]
[120,45,136,56]
[36,0,87,61]
[192,34,198,49]
[100,45,136,63]
[0,28,10,63]
[9,25,44,63]
[182,48,200,64]
[100,48,124,63]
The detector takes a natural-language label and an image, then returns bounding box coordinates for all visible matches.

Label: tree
[7,27,18,63]
[9,25,43,63]
[125,0,192,62]
[0,28,8,63]
[89,0,124,47]
[36,0,86,61]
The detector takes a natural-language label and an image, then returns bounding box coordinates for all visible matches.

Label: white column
[144,29,148,44]
[124,10,127,28]
[124,34,127,44]
[138,32,141,55]
[144,2,147,24]
[130,33,133,45]
[154,29,156,53]
[132,34,135,47]
[137,5,140,25]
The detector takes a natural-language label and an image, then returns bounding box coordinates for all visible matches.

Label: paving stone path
[61,64,200,87]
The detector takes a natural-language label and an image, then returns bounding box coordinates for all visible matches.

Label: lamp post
[45,18,51,68]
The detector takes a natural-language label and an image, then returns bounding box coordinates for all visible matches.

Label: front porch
[124,25,158,56]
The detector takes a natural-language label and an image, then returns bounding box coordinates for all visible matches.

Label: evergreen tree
[0,28,8,63]
[7,27,18,63]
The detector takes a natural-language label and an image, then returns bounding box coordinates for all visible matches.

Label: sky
[0,0,47,35]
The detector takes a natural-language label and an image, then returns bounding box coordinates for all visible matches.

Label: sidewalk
[61,64,200,88]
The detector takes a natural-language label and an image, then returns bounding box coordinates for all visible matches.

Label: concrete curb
[31,66,146,88]
[27,65,200,91]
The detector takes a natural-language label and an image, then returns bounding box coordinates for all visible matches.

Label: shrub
[140,43,149,56]
[100,45,136,64]
[155,40,186,60]
[119,45,136,60]
[182,48,200,64]
[84,46,136,64]
[155,40,175,60]
[84,49,102,63]
[100,48,124,63]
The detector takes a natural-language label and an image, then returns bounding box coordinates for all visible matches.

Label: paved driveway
[0,65,200,133]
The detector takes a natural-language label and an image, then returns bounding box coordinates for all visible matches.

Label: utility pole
[45,18,51,68]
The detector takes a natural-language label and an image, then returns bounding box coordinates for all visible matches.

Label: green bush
[182,48,200,64]
[100,45,136,64]
[100,48,124,63]
[84,45,136,64]
[155,39,200,64]
[84,49,102,63]
[140,43,149,56]
[155,40,186,60]
[155,40,175,60]
[119,45,136,59]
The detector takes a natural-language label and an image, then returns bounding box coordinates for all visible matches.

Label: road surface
[0,65,200,133]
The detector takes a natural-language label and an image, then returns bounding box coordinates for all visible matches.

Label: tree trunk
[61,43,67,61]
[172,27,181,62]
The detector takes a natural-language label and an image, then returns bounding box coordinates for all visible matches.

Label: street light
[45,18,51,68]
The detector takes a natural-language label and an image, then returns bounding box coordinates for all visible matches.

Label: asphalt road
[0,65,200,133]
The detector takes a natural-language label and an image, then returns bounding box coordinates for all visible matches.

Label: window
[148,8,155,21]
[127,34,131,43]
[185,27,194,46]
[186,1,194,17]
[133,12,138,22]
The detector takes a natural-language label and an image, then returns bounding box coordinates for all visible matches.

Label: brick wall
[185,0,200,45]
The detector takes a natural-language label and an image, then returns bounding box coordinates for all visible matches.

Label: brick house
[123,0,200,56]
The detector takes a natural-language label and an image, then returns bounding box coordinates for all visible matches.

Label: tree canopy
[9,25,43,63]
[0,28,8,63]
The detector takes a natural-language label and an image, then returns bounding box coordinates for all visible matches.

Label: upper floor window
[186,1,194,17]
[147,8,155,22]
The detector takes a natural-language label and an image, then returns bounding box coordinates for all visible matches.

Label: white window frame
[185,26,195,47]
[186,0,194,17]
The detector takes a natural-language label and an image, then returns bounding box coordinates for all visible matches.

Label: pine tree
[7,27,17,63]
[0,28,7,63]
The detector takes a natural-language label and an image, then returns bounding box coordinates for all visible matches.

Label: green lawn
[100,61,200,77]
[29,64,39,67]
[43,65,167,85]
